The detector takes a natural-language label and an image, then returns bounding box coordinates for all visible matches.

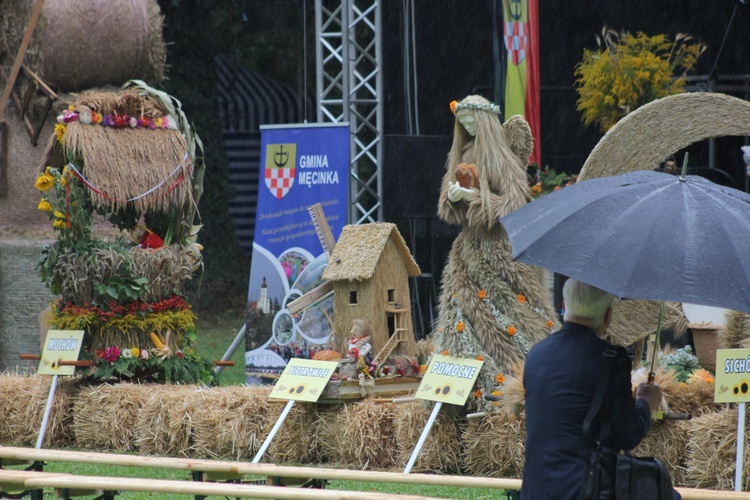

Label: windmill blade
[309,203,336,257]
[287,281,334,316]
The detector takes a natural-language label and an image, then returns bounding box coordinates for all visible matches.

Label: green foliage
[94,277,151,302]
[529,166,577,199]
[659,345,700,382]
[575,28,705,132]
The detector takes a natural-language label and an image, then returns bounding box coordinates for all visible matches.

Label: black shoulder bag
[579,348,676,500]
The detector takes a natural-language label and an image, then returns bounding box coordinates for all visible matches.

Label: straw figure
[33,81,210,384]
[435,95,559,411]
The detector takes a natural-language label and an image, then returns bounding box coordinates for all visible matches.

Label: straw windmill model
[288,205,422,371]
[33,81,210,384]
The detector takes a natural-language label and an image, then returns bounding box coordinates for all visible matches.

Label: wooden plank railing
[1,446,749,499]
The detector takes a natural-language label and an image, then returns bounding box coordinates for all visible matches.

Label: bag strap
[582,347,618,450]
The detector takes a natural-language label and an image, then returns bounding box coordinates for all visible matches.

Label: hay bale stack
[135,384,206,457]
[267,402,319,464]
[312,404,350,465]
[336,400,401,470]
[191,386,276,460]
[633,420,690,486]
[72,383,151,451]
[0,373,78,447]
[392,402,463,473]
[0,0,165,92]
[683,406,750,490]
[462,411,526,479]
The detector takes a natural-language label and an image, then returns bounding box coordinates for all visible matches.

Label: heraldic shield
[265,143,297,199]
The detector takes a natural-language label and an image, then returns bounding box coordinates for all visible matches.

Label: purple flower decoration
[102,115,115,127]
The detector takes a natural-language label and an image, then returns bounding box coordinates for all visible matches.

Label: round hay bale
[267,402,318,464]
[633,420,690,486]
[579,92,750,181]
[0,373,78,447]
[72,382,151,451]
[337,400,401,470]
[135,384,206,457]
[462,411,526,479]
[191,386,276,460]
[1,0,165,91]
[683,406,750,490]
[393,402,463,473]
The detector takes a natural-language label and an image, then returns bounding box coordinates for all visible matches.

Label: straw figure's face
[439,95,534,230]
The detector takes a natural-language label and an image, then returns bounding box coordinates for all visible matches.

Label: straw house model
[322,223,421,358]
[33,82,209,384]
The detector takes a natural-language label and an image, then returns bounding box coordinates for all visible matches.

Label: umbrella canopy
[499,170,750,314]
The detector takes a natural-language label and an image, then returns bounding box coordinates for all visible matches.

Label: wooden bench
[2,446,749,499]
[0,468,439,499]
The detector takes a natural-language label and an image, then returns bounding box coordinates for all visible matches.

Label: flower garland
[449,99,502,116]
[58,108,179,130]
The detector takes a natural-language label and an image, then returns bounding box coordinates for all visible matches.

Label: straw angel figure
[435,95,559,411]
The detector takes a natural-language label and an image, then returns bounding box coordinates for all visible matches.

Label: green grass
[194,310,247,386]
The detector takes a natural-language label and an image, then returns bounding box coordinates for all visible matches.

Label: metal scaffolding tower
[315,0,383,223]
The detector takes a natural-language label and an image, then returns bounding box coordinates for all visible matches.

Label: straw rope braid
[66,153,189,204]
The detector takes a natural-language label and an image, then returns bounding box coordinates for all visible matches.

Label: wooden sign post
[253,358,338,463]
[714,348,750,492]
[34,330,85,448]
[403,354,483,474]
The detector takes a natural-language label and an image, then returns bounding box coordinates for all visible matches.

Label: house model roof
[322,223,421,281]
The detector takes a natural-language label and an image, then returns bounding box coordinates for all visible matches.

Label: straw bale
[191,386,276,460]
[633,420,690,486]
[1,0,165,92]
[462,411,526,479]
[605,300,687,348]
[683,406,750,490]
[660,374,720,416]
[72,382,151,451]
[336,400,401,470]
[312,404,349,465]
[0,373,78,447]
[579,93,750,181]
[392,402,463,473]
[719,310,750,349]
[267,402,319,464]
[135,384,207,457]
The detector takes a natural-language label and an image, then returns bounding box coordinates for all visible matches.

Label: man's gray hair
[562,279,614,325]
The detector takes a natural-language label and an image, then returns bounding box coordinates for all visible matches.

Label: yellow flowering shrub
[575,28,705,132]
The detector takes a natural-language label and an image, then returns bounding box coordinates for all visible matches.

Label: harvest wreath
[34,81,210,384]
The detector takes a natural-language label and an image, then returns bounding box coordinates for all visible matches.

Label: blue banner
[246,123,349,381]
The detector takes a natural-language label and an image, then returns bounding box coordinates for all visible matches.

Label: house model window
[387,289,395,303]
[349,290,358,305]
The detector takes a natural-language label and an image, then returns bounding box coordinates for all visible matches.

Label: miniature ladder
[371,328,407,368]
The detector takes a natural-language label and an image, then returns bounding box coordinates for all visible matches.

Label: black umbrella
[499,168,750,315]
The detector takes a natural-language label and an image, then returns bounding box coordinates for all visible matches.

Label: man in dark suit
[521,279,663,499]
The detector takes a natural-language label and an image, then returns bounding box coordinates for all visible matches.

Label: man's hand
[635,383,663,412]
